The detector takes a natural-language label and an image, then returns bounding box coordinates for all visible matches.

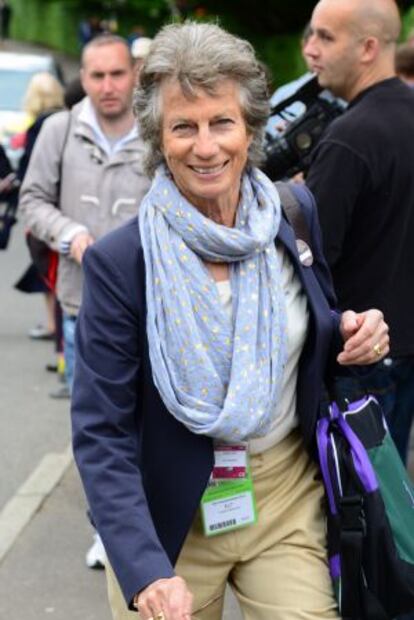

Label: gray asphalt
[0,207,111,617]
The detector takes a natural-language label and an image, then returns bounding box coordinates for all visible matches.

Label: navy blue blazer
[71,197,340,608]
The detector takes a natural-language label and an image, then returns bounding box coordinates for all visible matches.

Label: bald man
[305,0,414,466]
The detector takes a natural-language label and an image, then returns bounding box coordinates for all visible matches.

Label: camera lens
[295,132,312,151]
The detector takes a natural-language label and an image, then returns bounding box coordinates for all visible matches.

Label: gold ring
[155,614,165,620]
[373,343,382,357]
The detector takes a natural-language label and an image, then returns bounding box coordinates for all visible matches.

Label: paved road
[0,216,112,618]
[0,37,413,620]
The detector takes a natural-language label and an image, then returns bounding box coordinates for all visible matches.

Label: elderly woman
[71,22,389,620]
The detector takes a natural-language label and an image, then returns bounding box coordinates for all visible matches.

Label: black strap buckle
[339,495,366,535]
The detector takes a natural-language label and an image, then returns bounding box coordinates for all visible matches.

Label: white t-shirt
[215,245,309,454]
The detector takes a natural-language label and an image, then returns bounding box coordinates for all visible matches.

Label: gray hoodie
[19,98,151,315]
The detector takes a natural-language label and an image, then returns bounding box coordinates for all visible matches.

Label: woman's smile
[189,162,229,176]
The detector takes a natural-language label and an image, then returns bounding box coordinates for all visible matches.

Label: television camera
[262,75,344,181]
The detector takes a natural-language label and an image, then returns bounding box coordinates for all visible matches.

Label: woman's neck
[199,203,236,227]
[175,178,241,228]
[205,261,229,282]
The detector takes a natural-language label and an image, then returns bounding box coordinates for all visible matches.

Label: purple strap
[336,413,378,492]
[329,554,341,580]
[316,417,337,515]
[317,398,379,517]
[331,399,378,492]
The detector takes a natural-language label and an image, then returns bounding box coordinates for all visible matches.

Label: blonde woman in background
[15,73,64,369]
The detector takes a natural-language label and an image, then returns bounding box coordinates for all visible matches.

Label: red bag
[26,232,58,291]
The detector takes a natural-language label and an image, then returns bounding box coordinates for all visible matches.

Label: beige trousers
[106,429,340,620]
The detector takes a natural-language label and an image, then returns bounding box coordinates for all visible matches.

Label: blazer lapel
[277,216,331,322]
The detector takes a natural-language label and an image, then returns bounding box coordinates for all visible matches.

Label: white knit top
[215,245,309,454]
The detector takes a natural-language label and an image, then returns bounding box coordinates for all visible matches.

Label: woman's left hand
[337,309,389,365]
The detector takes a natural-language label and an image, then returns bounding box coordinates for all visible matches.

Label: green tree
[10,0,414,87]
[64,0,414,34]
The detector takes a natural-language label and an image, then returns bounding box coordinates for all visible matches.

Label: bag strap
[332,419,389,620]
[339,494,366,619]
[276,181,312,247]
[338,470,388,620]
[56,111,72,209]
[282,181,372,619]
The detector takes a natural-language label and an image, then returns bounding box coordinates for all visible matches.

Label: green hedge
[402,7,414,38]
[7,0,304,84]
[8,0,414,86]
[9,0,80,56]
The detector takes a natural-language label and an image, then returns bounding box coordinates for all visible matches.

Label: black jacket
[307,78,414,357]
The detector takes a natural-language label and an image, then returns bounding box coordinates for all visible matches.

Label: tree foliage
[32,0,414,86]
[45,0,414,35]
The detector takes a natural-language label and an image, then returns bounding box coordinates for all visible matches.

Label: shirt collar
[78,97,138,156]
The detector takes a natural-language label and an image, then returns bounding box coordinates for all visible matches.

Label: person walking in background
[78,15,103,49]
[19,34,151,569]
[0,142,18,249]
[71,21,388,620]
[17,73,65,181]
[0,1,12,41]
[131,37,152,79]
[305,0,414,468]
[127,24,146,47]
[395,43,414,87]
[15,72,65,344]
[0,143,14,193]
[63,77,86,109]
[16,73,86,395]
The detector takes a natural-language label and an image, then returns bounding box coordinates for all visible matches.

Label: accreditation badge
[200,443,257,537]
[212,443,248,480]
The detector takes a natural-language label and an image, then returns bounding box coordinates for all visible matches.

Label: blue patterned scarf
[139,165,287,442]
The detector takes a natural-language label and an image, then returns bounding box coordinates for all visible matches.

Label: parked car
[0,52,64,168]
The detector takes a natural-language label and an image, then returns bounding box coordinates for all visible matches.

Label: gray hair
[134,22,270,177]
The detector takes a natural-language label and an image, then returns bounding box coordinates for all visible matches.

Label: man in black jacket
[305,0,414,466]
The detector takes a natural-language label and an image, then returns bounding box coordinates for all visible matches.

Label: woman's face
[160,79,252,216]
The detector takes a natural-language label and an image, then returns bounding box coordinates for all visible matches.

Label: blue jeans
[333,358,414,466]
[63,313,77,392]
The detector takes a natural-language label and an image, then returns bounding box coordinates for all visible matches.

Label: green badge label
[201,467,257,536]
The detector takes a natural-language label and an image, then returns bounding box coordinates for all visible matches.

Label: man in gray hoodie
[19,34,151,570]
[20,34,150,391]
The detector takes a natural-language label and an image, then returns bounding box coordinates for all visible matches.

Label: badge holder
[200,443,257,537]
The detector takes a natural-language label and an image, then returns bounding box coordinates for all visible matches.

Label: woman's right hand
[134,576,193,620]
